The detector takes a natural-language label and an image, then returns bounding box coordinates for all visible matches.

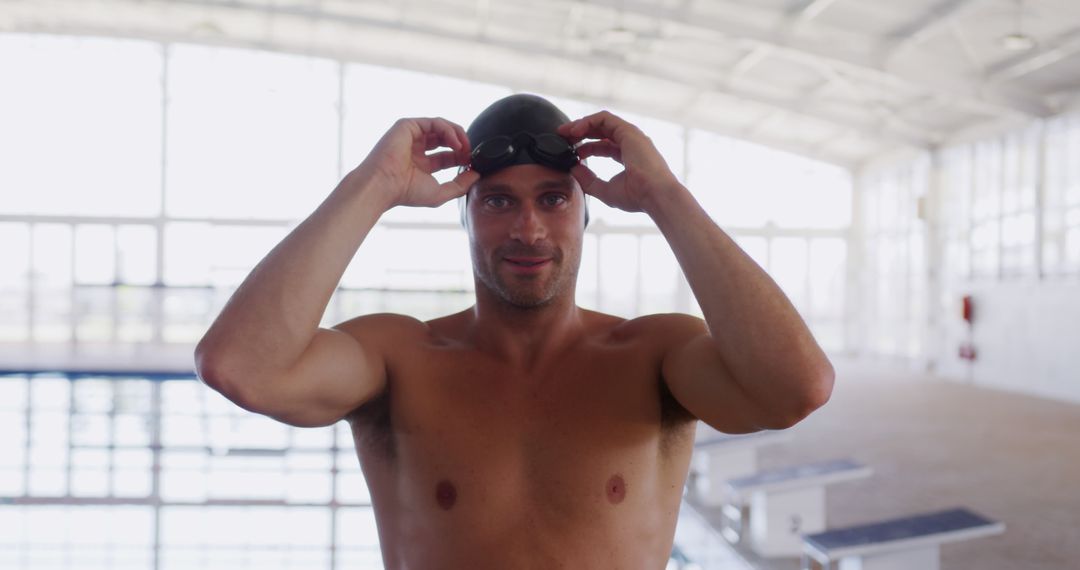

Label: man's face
[465,164,586,309]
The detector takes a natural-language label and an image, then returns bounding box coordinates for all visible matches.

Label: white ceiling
[3,0,1080,169]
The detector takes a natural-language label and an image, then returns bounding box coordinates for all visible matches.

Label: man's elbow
[194,341,249,405]
[773,359,835,429]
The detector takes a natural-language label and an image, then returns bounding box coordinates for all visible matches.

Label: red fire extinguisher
[959,295,976,361]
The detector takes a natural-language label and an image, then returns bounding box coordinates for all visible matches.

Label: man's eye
[542,194,567,207]
[484,196,511,208]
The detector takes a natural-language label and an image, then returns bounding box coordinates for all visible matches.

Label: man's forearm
[195,164,394,376]
[646,184,833,408]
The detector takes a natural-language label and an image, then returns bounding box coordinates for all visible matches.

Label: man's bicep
[256,313,419,428]
[251,325,387,428]
[660,320,771,435]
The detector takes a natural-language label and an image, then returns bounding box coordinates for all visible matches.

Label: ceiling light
[599,26,637,47]
[1001,0,1036,52]
[1000,33,1036,51]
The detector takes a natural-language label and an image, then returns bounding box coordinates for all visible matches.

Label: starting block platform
[723,458,873,558]
[801,507,1006,570]
[690,428,792,506]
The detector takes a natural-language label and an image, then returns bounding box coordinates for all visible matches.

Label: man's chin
[499,288,555,309]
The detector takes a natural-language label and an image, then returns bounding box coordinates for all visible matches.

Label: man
[195,93,834,569]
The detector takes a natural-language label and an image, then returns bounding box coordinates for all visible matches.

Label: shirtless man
[194,93,834,569]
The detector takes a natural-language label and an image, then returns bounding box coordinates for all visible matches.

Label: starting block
[690,428,791,506]
[724,458,873,558]
[800,507,1006,570]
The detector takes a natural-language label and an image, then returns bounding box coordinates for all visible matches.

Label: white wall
[858,111,1080,404]
[933,281,1080,404]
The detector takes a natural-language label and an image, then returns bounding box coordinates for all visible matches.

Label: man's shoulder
[609,311,707,343]
[331,312,432,347]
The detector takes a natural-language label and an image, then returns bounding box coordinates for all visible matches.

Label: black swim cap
[466,93,575,174]
[461,93,589,228]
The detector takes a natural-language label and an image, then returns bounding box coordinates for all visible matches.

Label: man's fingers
[558,111,631,144]
[415,117,464,152]
[449,169,481,196]
[452,122,472,162]
[570,163,604,198]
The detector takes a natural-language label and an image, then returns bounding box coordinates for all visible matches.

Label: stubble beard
[474,248,580,309]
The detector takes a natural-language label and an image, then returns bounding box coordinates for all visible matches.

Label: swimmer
[194,93,834,569]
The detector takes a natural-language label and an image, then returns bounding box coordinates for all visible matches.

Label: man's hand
[557,111,682,214]
[355,117,481,209]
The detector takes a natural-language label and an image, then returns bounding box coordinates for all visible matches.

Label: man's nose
[509,205,547,244]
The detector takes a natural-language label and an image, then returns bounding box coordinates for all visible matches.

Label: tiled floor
[677,358,1080,570]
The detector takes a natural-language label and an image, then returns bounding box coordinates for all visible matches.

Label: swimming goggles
[469,131,579,175]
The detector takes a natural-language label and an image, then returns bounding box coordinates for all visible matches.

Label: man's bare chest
[349,340,694,518]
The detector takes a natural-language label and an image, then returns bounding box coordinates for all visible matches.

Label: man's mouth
[504,257,552,268]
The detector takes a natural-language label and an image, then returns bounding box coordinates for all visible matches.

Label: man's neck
[467,288,586,371]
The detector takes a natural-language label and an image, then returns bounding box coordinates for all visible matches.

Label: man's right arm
[194,118,478,428]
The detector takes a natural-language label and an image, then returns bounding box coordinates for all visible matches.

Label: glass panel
[285,470,333,504]
[71,413,111,447]
[0,376,28,410]
[0,35,163,217]
[0,411,26,469]
[161,287,216,343]
[575,233,600,311]
[32,224,73,342]
[342,228,472,291]
[341,63,510,224]
[161,507,331,565]
[687,129,852,230]
[291,426,334,450]
[687,130,766,227]
[31,377,71,411]
[596,234,639,315]
[165,44,340,220]
[808,238,846,319]
[117,225,158,285]
[74,225,117,285]
[164,222,290,287]
[0,468,23,495]
[336,448,369,499]
[336,506,381,550]
[0,224,30,341]
[639,235,680,314]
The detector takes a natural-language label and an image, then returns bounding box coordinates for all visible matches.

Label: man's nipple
[605,474,627,504]
[435,479,457,510]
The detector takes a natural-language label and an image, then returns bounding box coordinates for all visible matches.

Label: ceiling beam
[3,10,866,168]
[6,0,936,151]
[13,0,1054,119]
[883,0,987,59]
[579,0,1051,118]
[729,0,842,81]
[788,0,844,25]
[985,27,1080,83]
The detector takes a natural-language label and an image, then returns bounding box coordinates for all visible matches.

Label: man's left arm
[559,111,834,433]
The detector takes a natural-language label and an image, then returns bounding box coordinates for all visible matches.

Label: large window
[0,32,855,567]
[856,156,929,359]
[1044,113,1080,277]
[687,130,852,351]
[165,45,341,220]
[0,35,163,217]
[0,32,853,349]
[0,374,380,570]
[860,110,1080,364]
